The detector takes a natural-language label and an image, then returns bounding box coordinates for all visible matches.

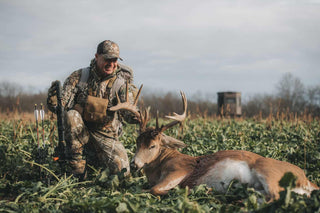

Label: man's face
[95,53,118,77]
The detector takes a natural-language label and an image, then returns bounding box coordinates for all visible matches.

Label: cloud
[0,0,319,98]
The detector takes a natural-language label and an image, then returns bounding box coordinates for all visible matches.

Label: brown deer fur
[110,89,318,200]
[133,128,319,200]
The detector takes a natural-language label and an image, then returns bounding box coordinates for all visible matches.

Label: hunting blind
[217,92,242,117]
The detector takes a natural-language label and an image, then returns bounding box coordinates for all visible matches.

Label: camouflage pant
[65,110,130,176]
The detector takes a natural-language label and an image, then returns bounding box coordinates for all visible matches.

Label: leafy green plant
[0,118,319,212]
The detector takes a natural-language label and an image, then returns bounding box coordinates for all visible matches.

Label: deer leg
[150,172,188,195]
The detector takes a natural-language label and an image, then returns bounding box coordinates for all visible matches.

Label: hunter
[47,40,139,179]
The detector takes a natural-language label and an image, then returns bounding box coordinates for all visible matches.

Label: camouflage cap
[96,40,123,61]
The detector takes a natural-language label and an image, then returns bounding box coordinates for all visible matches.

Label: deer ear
[161,134,187,149]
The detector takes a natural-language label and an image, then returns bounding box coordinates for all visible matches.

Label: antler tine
[125,81,129,102]
[134,84,143,106]
[116,89,121,104]
[139,107,150,132]
[109,84,144,122]
[156,110,159,130]
[160,91,187,133]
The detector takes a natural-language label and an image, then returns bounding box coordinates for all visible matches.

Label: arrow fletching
[34,104,39,121]
[40,103,45,120]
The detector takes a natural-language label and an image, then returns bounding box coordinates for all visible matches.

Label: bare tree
[242,94,279,117]
[307,85,320,106]
[305,85,320,116]
[0,81,47,112]
[0,81,22,98]
[243,73,319,118]
[276,73,305,113]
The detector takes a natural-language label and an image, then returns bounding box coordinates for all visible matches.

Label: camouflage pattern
[65,110,130,176]
[97,40,123,61]
[47,58,138,177]
[47,81,59,113]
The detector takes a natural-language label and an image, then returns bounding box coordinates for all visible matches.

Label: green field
[0,116,320,212]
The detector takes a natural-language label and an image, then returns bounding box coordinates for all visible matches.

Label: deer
[110,85,319,200]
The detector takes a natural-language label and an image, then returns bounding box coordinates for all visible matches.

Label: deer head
[109,85,188,170]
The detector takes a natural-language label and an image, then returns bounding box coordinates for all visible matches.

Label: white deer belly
[196,158,265,193]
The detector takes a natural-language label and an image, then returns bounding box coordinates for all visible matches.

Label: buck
[110,86,319,200]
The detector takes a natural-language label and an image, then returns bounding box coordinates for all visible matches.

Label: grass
[0,111,319,212]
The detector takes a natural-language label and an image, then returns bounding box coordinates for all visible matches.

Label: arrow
[34,104,40,149]
[40,103,45,147]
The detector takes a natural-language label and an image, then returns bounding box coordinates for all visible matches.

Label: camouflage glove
[47,80,59,113]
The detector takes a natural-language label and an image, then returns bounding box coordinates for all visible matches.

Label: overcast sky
[1,0,319,101]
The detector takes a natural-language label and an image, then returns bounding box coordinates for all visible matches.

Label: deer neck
[159,147,183,161]
[146,147,196,174]
[144,148,192,186]
[145,148,179,169]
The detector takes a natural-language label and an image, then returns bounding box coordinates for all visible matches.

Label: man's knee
[66,110,84,129]
[97,140,130,176]
[112,155,130,176]
[65,110,89,142]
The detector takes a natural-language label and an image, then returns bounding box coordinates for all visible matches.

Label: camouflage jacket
[50,59,138,138]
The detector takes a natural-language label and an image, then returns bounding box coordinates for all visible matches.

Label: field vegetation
[0,110,319,212]
[0,72,319,212]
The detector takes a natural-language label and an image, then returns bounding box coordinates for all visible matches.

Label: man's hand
[47,81,59,113]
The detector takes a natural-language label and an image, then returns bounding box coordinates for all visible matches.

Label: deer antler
[159,91,187,133]
[109,83,149,131]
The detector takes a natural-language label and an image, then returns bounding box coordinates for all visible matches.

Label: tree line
[0,72,319,118]
[243,73,320,117]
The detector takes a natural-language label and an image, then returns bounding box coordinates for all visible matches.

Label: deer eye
[149,145,156,150]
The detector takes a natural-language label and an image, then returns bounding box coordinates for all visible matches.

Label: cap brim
[102,55,123,61]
